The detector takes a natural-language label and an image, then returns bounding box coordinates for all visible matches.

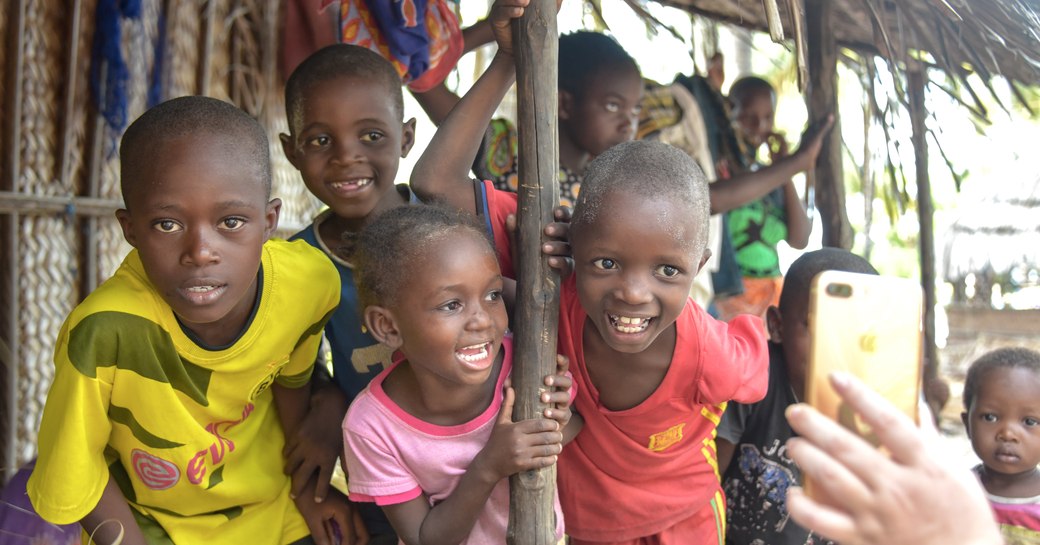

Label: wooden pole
[2,0,28,484]
[805,0,852,248]
[507,1,560,543]
[908,66,939,402]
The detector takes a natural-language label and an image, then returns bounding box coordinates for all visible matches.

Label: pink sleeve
[342,399,424,506]
[695,312,769,405]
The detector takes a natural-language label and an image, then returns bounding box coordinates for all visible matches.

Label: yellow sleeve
[26,319,115,525]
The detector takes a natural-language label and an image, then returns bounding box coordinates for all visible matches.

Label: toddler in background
[963,347,1040,544]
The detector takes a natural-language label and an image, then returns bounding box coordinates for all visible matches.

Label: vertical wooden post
[507,1,560,543]
[2,0,28,483]
[805,0,852,248]
[908,66,938,400]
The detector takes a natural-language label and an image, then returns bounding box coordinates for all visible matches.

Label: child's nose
[617,273,652,305]
[466,305,494,330]
[181,228,219,266]
[331,139,362,165]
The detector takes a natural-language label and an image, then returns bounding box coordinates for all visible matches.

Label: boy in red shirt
[556,140,768,544]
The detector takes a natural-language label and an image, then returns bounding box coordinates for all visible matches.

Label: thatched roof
[657,0,1040,85]
[943,174,1040,280]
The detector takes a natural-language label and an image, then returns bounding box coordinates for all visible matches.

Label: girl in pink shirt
[343,204,579,544]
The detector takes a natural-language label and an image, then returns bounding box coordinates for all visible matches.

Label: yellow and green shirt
[28,239,338,544]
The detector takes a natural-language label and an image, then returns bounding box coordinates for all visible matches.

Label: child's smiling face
[379,230,508,387]
[282,74,415,226]
[964,366,1040,482]
[571,190,705,355]
[117,133,279,347]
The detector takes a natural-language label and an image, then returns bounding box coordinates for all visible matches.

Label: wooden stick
[909,65,939,408]
[507,1,560,543]
[762,0,785,42]
[2,0,28,484]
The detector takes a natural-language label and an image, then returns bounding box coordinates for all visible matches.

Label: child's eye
[153,220,181,233]
[305,135,330,148]
[655,265,681,278]
[361,131,384,143]
[592,258,617,270]
[1025,417,1039,427]
[630,105,643,117]
[486,290,503,302]
[604,102,620,113]
[221,217,246,231]
[982,413,998,423]
[438,300,462,312]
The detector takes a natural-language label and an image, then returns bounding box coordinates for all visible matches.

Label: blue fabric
[366,0,432,83]
[91,0,142,131]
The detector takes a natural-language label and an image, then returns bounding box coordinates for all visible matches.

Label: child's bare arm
[274,383,364,545]
[80,476,148,545]
[708,115,834,215]
[410,0,528,213]
[384,384,562,545]
[282,366,350,503]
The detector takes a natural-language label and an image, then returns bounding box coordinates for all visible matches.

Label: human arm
[714,401,752,475]
[362,385,563,545]
[283,362,350,503]
[410,0,528,213]
[766,132,811,249]
[274,382,364,545]
[78,476,148,545]
[784,372,1002,545]
[707,115,834,215]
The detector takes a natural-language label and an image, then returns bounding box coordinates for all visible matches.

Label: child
[412,30,643,209]
[715,76,811,323]
[26,96,341,544]
[279,4,534,540]
[716,248,878,545]
[342,204,579,544]
[962,347,1040,543]
[550,140,767,544]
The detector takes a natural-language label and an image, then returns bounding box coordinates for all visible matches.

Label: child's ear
[765,306,783,343]
[400,118,417,158]
[961,411,969,431]
[279,133,299,168]
[364,306,403,349]
[115,209,136,247]
[695,248,712,275]
[263,198,282,240]
[558,90,574,121]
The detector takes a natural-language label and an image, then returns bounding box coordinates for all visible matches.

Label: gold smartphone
[804,271,923,496]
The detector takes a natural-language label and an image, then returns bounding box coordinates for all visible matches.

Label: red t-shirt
[476,179,517,279]
[556,275,768,541]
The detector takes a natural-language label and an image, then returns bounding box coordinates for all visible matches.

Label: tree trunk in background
[909,66,939,411]
[507,1,560,543]
[806,0,853,248]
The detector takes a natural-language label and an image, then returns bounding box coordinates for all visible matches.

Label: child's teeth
[458,343,489,362]
[611,315,649,333]
[187,286,214,292]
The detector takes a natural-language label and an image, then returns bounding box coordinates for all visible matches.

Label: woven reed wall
[1,0,321,479]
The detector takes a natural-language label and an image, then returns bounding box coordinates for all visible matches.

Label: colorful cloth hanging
[323,0,463,92]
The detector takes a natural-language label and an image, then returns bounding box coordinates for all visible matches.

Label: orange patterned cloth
[715,276,783,330]
[329,0,463,92]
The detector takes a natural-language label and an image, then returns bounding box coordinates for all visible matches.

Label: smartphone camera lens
[826,283,853,298]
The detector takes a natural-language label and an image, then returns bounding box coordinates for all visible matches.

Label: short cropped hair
[559,31,639,99]
[284,44,404,134]
[729,76,776,109]
[571,140,710,255]
[120,96,271,205]
[353,204,495,311]
[963,347,1040,411]
[779,248,879,315]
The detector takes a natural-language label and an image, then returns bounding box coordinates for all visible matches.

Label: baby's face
[964,366,1040,479]
[571,191,705,355]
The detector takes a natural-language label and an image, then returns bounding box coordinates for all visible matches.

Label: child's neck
[558,131,591,175]
[580,320,677,411]
[979,465,1040,498]
[318,189,409,254]
[383,350,504,427]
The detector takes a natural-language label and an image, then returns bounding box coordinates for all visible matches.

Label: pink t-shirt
[342,337,565,544]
